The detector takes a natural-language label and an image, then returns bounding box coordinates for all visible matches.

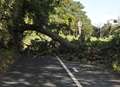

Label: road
[0,56,120,87]
[0,56,76,87]
[64,60,120,87]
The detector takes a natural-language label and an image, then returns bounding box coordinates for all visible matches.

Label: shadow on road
[65,62,120,87]
[0,56,76,87]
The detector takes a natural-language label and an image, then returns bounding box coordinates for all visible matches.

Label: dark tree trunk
[7,0,25,51]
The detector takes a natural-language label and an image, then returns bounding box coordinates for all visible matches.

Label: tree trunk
[7,0,25,51]
[23,24,78,49]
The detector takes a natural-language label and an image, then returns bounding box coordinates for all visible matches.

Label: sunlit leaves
[48,0,93,39]
[24,13,33,25]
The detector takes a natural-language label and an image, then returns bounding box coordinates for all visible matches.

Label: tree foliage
[0,0,120,73]
[49,0,93,37]
[0,0,93,50]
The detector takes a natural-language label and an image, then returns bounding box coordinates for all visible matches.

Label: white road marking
[72,67,79,73]
[56,56,82,87]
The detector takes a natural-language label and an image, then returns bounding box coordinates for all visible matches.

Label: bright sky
[74,0,120,26]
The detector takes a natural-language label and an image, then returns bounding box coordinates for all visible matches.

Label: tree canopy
[0,0,93,50]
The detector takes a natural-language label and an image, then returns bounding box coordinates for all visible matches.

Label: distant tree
[92,25,100,38]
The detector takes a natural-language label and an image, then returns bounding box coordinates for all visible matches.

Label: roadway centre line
[56,56,83,87]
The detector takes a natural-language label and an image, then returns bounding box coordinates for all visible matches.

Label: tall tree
[1,0,92,50]
[49,0,93,41]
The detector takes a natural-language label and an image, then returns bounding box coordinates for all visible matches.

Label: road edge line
[56,56,82,87]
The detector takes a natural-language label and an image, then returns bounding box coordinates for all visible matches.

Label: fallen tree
[21,24,78,49]
[2,0,79,51]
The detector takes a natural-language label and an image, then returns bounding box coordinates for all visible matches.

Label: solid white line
[56,56,82,87]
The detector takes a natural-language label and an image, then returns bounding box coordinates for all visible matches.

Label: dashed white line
[56,56,82,87]
[72,67,79,73]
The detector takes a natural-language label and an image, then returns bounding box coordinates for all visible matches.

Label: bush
[0,48,15,72]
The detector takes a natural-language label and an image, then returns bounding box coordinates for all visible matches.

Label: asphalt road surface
[0,56,120,87]
[0,56,76,87]
[64,60,120,87]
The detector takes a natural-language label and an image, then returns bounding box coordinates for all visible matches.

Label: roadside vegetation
[0,0,120,73]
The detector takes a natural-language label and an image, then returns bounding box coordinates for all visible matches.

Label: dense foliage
[0,0,120,72]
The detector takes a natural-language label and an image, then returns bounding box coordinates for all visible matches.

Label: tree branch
[21,24,78,49]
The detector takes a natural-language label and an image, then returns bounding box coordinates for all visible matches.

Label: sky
[74,0,120,26]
